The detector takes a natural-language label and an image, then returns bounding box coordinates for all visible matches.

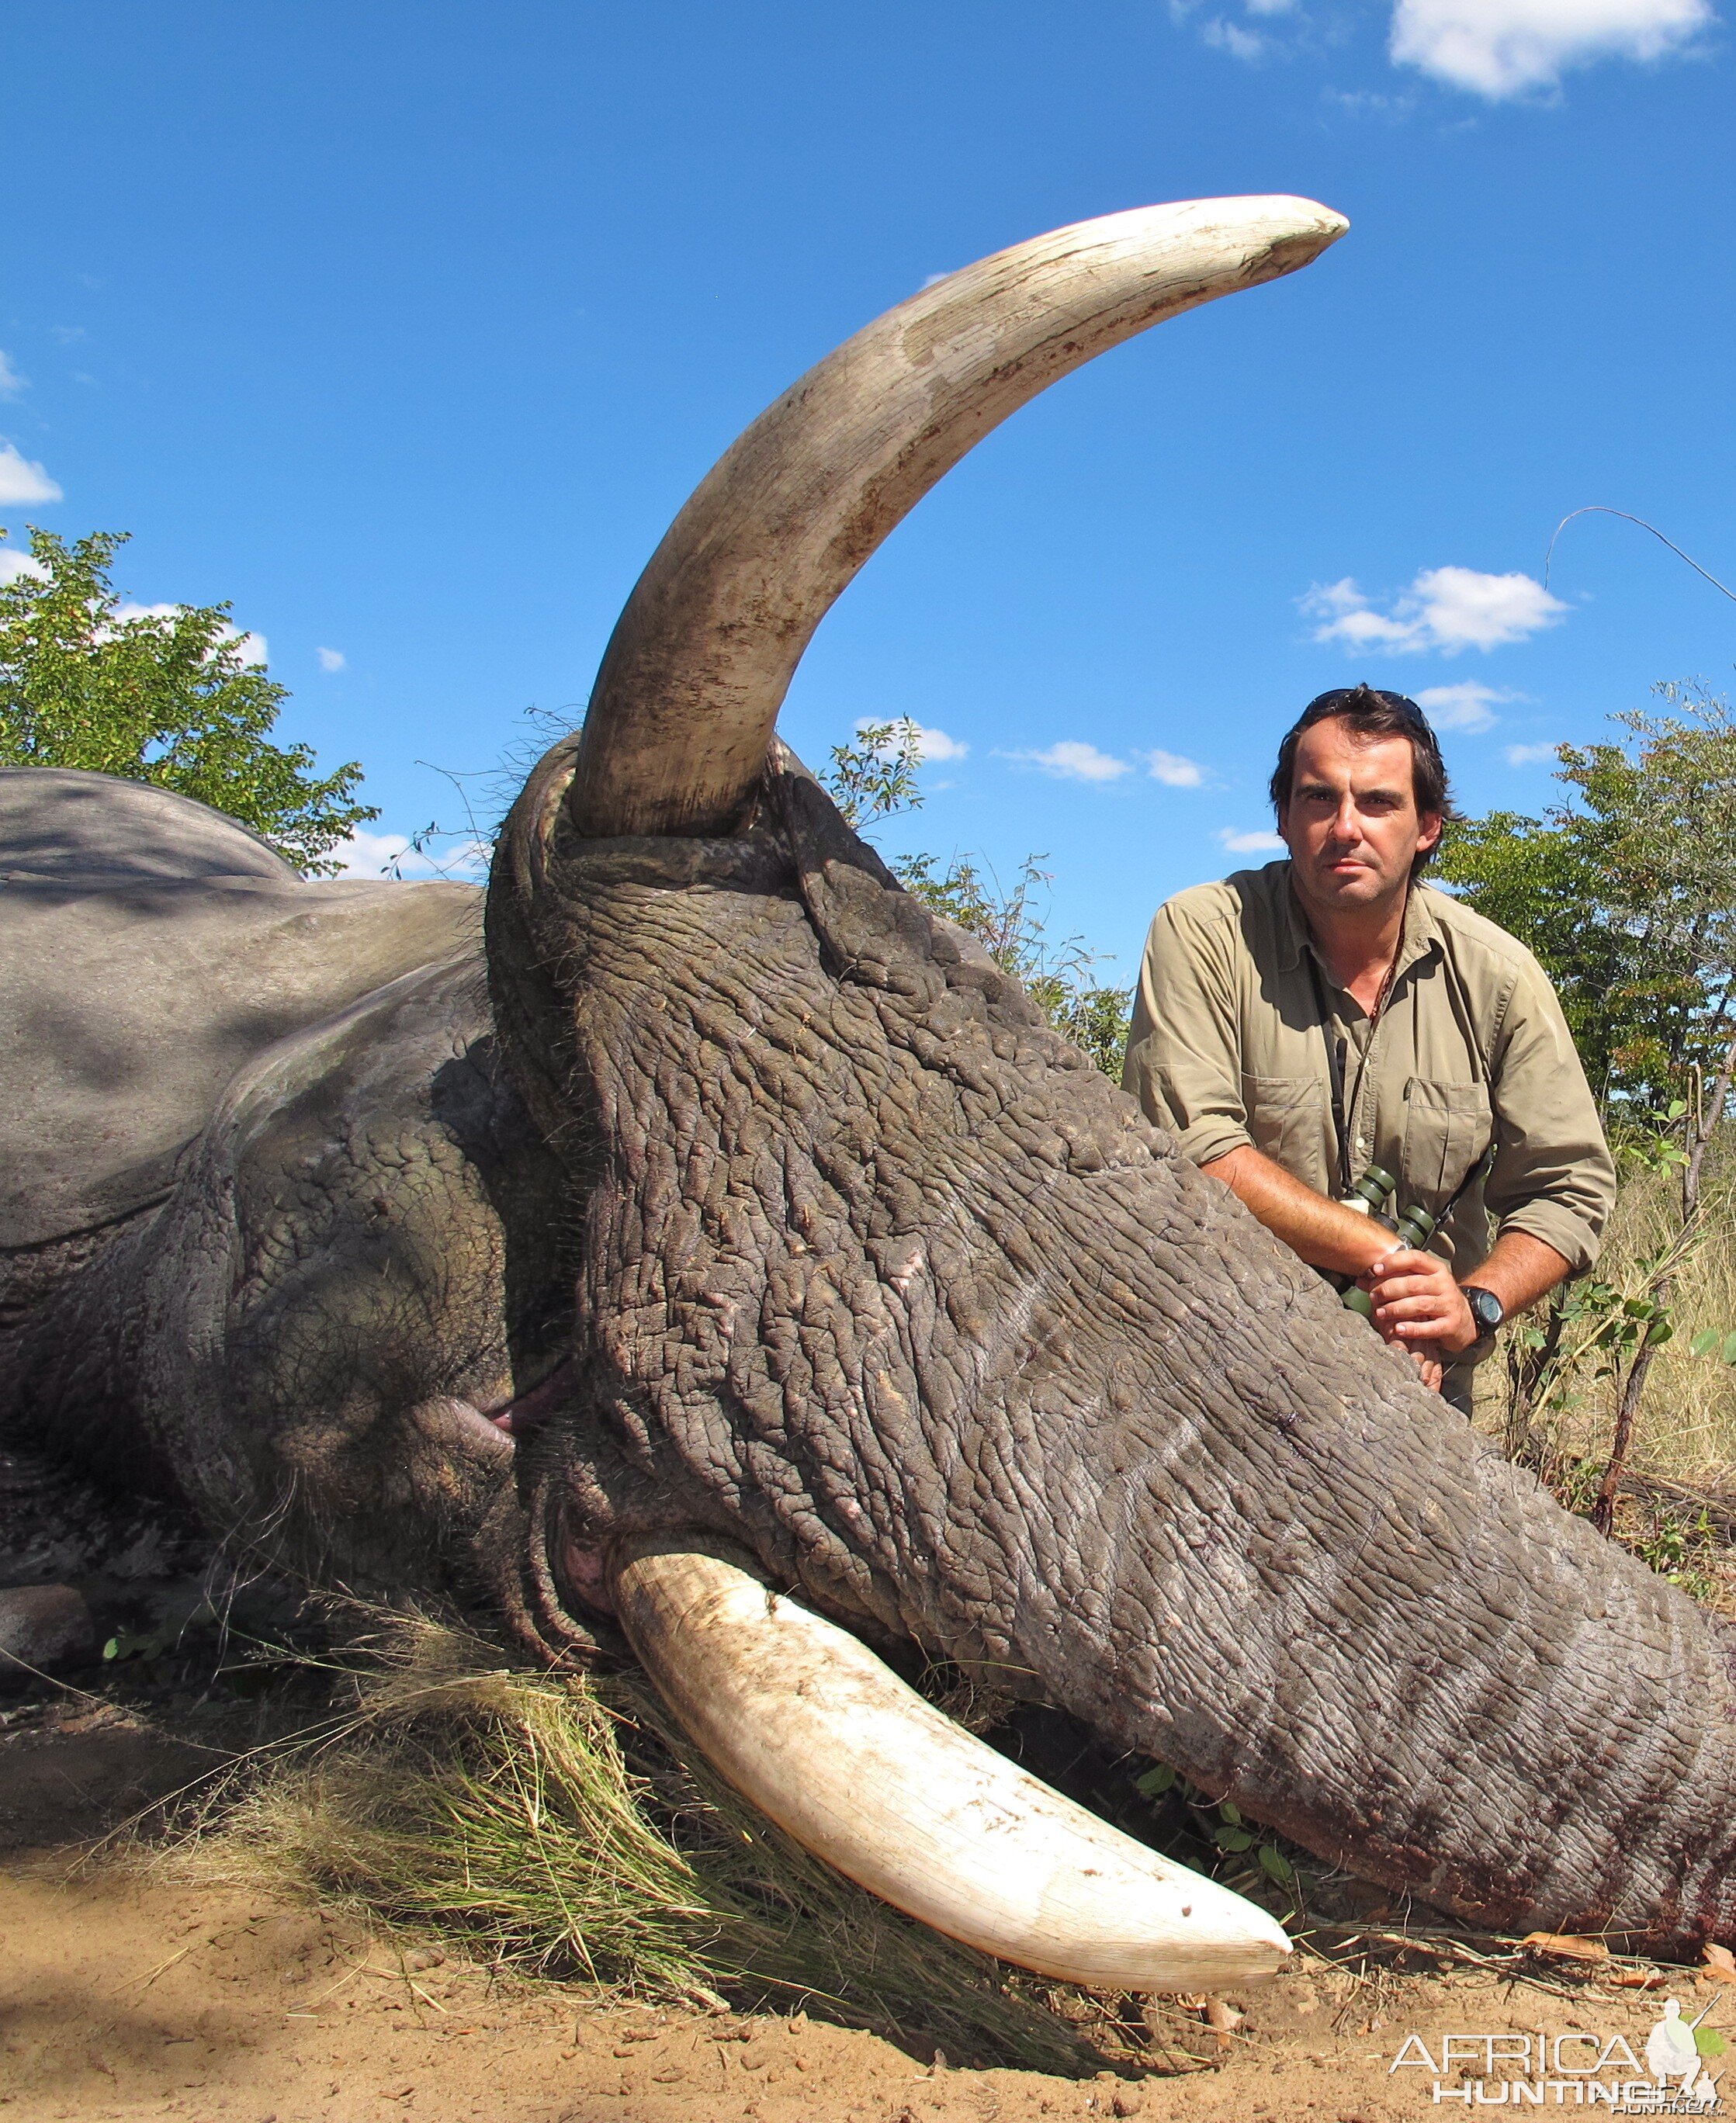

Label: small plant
[1130,1761,1300,1904]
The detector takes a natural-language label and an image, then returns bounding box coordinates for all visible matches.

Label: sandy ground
[3,1698,1728,2123]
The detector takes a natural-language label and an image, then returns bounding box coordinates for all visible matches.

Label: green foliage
[1436,684,1736,1107]
[821,721,1133,1079]
[0,525,375,874]
[1129,1759,1300,1906]
[823,715,927,829]
[1506,1193,1722,1419]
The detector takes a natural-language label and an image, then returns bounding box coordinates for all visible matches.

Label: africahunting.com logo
[1390,1999,1725,2111]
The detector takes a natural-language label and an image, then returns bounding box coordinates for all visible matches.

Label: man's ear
[1275,805,1293,852]
[1415,809,1444,857]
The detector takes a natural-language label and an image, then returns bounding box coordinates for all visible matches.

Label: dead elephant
[5,196,1733,1987]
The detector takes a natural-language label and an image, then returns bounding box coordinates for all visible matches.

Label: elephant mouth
[478,1352,577,1439]
[499,1368,1294,1996]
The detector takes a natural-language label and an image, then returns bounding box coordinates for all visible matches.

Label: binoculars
[1336,1164,1438,1321]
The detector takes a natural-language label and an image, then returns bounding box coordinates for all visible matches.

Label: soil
[2,1694,1727,2123]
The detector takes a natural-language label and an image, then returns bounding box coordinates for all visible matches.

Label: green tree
[823,718,1132,1079]
[1436,682,1736,1110]
[0,525,376,874]
[1441,684,1736,1536]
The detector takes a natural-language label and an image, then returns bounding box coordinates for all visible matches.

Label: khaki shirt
[1121,862,1616,1276]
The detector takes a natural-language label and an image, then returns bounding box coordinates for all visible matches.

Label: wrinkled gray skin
[7,738,1736,1958]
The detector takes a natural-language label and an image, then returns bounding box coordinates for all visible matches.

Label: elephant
[5,196,1734,1988]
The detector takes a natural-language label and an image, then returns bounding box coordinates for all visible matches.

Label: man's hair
[1268,684,1461,874]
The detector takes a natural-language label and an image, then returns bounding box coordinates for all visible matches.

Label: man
[1122,685,1616,1405]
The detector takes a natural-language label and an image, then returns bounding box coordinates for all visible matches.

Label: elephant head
[471,199,1736,1975]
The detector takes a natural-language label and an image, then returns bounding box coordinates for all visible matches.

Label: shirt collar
[1274,861,1443,983]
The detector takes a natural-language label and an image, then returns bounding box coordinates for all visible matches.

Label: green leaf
[102,1636,121,1661]
[1218,1800,1242,1825]
[1721,1332,1736,1366]
[1666,1100,1689,1120]
[1257,1844,1295,1887]
[1215,1827,1255,1852]
[1692,1329,1720,1357]
[1133,1764,1176,1799]
[1697,2028,1727,2058]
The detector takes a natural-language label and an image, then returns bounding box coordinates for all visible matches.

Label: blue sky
[2,2,1733,985]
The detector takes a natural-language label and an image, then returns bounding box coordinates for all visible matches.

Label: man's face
[1278,719,1441,920]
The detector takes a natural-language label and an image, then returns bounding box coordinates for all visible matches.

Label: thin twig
[1546,507,1736,604]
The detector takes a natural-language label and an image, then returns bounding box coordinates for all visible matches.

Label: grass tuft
[169,1614,1121,2073]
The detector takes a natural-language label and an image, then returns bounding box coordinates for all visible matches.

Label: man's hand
[1359,1249,1479,1356]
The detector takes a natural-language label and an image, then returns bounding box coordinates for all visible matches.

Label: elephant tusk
[610,1535,1293,1993]
[565,195,1346,842]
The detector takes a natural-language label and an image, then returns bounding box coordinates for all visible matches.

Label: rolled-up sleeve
[1121,898,1253,1168]
[1484,952,1617,1273]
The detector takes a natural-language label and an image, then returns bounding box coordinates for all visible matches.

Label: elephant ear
[768,741,1047,1034]
[0,767,480,1251]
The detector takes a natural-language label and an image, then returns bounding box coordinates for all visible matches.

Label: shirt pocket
[1401,1079,1493,1208]
[1241,1073,1328,1184]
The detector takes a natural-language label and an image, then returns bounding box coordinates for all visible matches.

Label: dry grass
[1593,1167,1736,1484]
[1476,1157,1736,1484]
[163,1615,1126,2074]
[1471,1145,1736,1604]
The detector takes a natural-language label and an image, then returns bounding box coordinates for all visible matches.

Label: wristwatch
[1462,1286,1505,1334]
[1461,1284,1505,1355]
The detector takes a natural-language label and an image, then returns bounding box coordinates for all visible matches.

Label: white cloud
[0,440,61,505]
[113,600,268,666]
[1202,15,1266,57]
[1323,85,1415,117]
[1391,0,1712,97]
[330,828,490,880]
[1415,681,1513,732]
[1005,740,1131,783]
[316,646,347,674]
[0,545,47,586]
[1505,741,1561,767]
[856,715,968,764]
[1301,566,1567,654]
[1220,826,1287,854]
[1142,748,1205,788]
[0,353,25,400]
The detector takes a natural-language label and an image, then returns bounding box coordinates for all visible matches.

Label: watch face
[1466,1287,1504,1333]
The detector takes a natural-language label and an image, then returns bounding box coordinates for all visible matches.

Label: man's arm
[1198,1144,1402,1279]
[1204,1150,1573,1383]
[1358,940,1608,1361]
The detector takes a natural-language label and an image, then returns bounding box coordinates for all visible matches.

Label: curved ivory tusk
[612,1536,1292,1993]
[567,195,1346,840]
